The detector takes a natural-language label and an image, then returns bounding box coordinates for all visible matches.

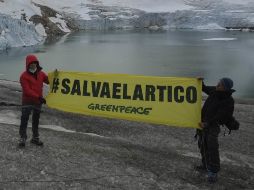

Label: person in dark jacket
[196,78,235,183]
[19,54,49,147]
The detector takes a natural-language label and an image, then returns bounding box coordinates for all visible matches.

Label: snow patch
[0,0,41,20]
[223,0,254,5]
[49,14,71,33]
[39,125,76,133]
[99,0,193,13]
[0,110,108,139]
[0,111,19,125]
[35,23,47,37]
[202,38,237,41]
[246,14,254,23]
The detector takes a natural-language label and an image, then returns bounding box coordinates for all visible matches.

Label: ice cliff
[0,14,43,50]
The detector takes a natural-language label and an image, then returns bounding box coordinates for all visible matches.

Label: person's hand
[39,97,46,104]
[197,77,204,81]
[199,122,207,129]
[54,69,59,77]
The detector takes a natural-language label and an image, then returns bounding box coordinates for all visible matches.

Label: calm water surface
[0,30,253,98]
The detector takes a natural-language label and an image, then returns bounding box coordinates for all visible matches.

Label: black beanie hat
[220,78,233,91]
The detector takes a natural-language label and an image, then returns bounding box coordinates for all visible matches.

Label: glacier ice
[0,14,44,50]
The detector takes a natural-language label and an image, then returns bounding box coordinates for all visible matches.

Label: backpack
[223,116,240,134]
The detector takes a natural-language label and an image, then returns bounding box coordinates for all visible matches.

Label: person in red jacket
[19,54,49,147]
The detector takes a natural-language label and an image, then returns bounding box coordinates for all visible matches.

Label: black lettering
[123,84,131,99]
[144,108,152,115]
[112,105,118,112]
[88,103,95,110]
[83,80,90,96]
[136,107,144,114]
[101,104,107,111]
[112,83,121,99]
[100,82,111,98]
[186,86,197,103]
[91,81,101,97]
[125,106,132,113]
[133,85,144,101]
[130,107,137,114]
[167,86,172,102]
[145,85,156,101]
[61,78,70,94]
[119,106,125,113]
[95,104,100,110]
[157,86,166,102]
[71,80,81,95]
[106,105,112,111]
[174,86,184,103]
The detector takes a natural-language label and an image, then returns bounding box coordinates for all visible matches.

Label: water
[0,30,254,98]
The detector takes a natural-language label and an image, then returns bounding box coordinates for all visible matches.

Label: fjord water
[0,30,253,98]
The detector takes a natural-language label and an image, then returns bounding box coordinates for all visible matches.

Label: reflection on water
[0,30,253,98]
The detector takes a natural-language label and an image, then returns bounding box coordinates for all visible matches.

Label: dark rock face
[29,4,66,37]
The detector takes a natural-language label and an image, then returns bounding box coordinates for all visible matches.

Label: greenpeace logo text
[88,103,152,115]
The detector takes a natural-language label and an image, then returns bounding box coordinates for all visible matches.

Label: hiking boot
[194,164,207,173]
[18,138,26,147]
[30,138,43,146]
[207,170,217,183]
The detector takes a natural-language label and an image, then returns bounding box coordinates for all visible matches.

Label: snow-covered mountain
[0,0,254,50]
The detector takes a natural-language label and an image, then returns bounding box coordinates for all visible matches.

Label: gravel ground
[0,80,253,190]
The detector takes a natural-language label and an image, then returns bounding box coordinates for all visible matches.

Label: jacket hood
[25,54,42,71]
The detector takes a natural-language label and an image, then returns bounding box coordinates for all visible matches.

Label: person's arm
[20,76,40,98]
[202,81,216,95]
[43,72,49,84]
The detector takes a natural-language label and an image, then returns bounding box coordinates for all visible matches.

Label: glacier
[0,14,44,51]
[0,0,254,50]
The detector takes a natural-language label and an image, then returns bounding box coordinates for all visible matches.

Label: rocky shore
[0,79,253,189]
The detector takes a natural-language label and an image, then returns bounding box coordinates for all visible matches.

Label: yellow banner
[46,71,202,128]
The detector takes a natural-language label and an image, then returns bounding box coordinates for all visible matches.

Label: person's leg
[19,106,32,146]
[206,127,220,182]
[197,130,209,170]
[19,107,32,139]
[31,105,43,146]
[32,105,41,138]
[207,128,220,173]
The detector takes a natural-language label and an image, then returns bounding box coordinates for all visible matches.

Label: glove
[199,122,208,129]
[39,97,46,104]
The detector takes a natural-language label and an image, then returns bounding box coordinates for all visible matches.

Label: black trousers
[198,126,220,173]
[19,105,41,139]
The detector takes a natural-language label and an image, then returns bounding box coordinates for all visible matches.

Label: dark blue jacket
[202,83,235,127]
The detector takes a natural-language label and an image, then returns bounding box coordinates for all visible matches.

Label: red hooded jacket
[20,54,49,105]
